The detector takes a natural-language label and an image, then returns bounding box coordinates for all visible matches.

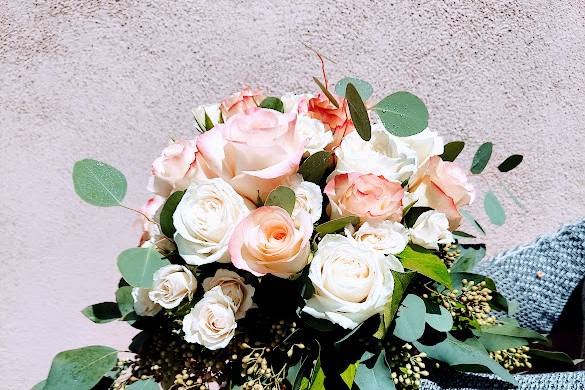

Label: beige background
[1,1,585,388]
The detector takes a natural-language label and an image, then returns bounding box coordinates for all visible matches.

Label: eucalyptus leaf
[313,77,339,108]
[44,345,118,390]
[452,231,476,239]
[346,83,371,141]
[425,305,454,332]
[315,216,360,235]
[265,186,296,215]
[116,286,135,318]
[474,331,528,352]
[160,190,185,238]
[126,378,160,390]
[335,77,373,100]
[460,209,486,236]
[529,349,576,365]
[470,142,493,174]
[484,191,506,225]
[32,380,47,390]
[375,271,415,339]
[402,206,432,228]
[393,294,427,342]
[259,97,285,113]
[72,159,127,207]
[397,245,452,288]
[81,302,121,324]
[441,141,465,162]
[480,323,548,343]
[450,244,486,273]
[501,185,525,209]
[498,154,523,172]
[374,92,428,137]
[354,350,396,390]
[298,151,332,184]
[117,247,170,288]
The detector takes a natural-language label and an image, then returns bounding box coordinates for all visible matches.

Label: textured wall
[1,1,584,388]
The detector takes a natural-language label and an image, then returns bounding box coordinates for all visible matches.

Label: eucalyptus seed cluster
[429,279,497,328]
[268,319,299,349]
[441,242,461,268]
[490,346,532,373]
[385,343,430,389]
[238,343,287,390]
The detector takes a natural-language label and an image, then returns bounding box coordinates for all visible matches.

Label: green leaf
[72,159,127,207]
[426,305,454,332]
[32,380,47,390]
[441,141,465,162]
[340,361,359,388]
[393,294,427,342]
[346,83,371,141]
[126,378,160,390]
[287,357,306,390]
[529,349,577,365]
[480,323,548,343]
[204,111,214,131]
[470,142,493,174]
[498,155,523,172]
[81,302,121,324]
[452,230,476,238]
[160,190,185,238]
[354,350,396,390]
[315,216,360,235]
[402,206,432,228]
[460,209,486,236]
[265,186,296,215]
[335,77,373,100]
[474,331,528,352]
[484,191,506,226]
[501,185,525,209]
[450,244,486,273]
[414,335,518,386]
[115,286,135,318]
[298,151,332,184]
[313,77,339,108]
[374,92,429,137]
[44,346,118,390]
[397,245,452,288]
[117,247,170,288]
[374,271,415,339]
[259,97,285,113]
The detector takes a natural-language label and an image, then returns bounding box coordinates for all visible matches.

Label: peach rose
[219,86,264,119]
[307,92,355,149]
[196,108,305,202]
[410,156,475,229]
[147,139,198,197]
[325,173,404,223]
[228,206,313,278]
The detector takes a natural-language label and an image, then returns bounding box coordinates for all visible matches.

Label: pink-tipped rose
[196,108,305,202]
[147,139,198,197]
[228,206,313,278]
[219,86,264,119]
[410,156,475,229]
[325,173,404,223]
[307,92,355,149]
[137,195,166,246]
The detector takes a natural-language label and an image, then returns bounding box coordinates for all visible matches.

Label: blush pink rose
[196,108,305,202]
[410,156,476,229]
[307,92,355,150]
[219,86,264,119]
[228,206,313,278]
[325,173,404,223]
[137,195,166,246]
[147,139,198,197]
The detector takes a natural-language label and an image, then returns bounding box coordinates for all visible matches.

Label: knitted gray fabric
[421,220,585,389]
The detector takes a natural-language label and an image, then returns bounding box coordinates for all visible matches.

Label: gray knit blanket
[421,220,585,390]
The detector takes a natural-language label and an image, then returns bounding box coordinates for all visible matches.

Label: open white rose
[331,124,418,183]
[131,287,162,317]
[193,103,221,131]
[402,128,444,169]
[345,220,409,255]
[281,92,312,113]
[203,269,256,320]
[183,286,237,350]
[283,174,323,223]
[302,234,404,329]
[295,114,334,155]
[174,178,252,265]
[409,210,454,250]
[149,264,197,309]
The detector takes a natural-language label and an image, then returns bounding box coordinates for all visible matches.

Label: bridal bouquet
[37,76,574,390]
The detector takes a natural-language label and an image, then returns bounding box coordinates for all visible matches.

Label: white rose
[183,286,237,350]
[295,114,334,155]
[281,92,313,113]
[401,128,444,168]
[283,174,323,223]
[173,178,252,265]
[193,103,221,131]
[409,210,454,250]
[302,234,404,329]
[202,269,256,320]
[149,264,197,309]
[331,124,418,183]
[131,287,162,317]
[345,220,409,255]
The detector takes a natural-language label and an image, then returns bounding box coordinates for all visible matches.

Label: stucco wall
[1,1,584,388]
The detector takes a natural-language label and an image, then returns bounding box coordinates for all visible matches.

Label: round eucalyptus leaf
[72,159,127,207]
[393,294,426,342]
[315,216,360,235]
[265,186,296,215]
[117,247,170,288]
[81,302,121,324]
[298,151,332,184]
[440,141,465,162]
[470,142,493,174]
[374,92,429,137]
[335,77,373,100]
[259,97,284,113]
[425,305,454,332]
[484,191,506,226]
[126,378,160,390]
[116,286,135,318]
